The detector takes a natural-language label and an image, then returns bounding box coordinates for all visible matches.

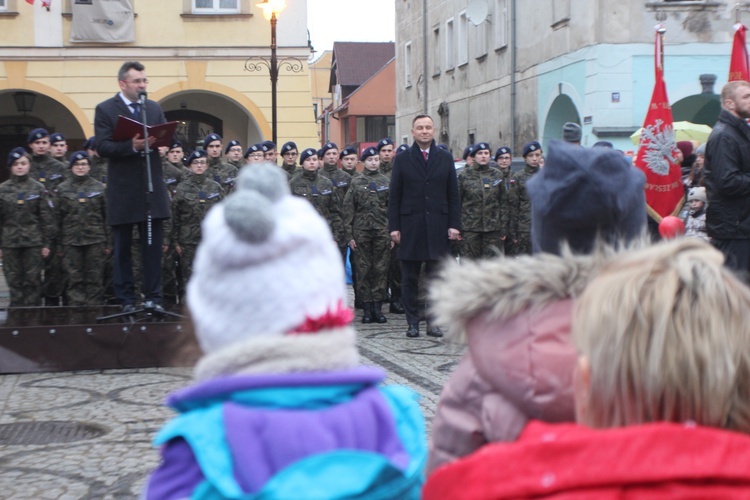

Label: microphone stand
[97,91,184,323]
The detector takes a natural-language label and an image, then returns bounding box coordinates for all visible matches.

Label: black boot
[373,301,387,323]
[389,299,405,314]
[362,302,374,324]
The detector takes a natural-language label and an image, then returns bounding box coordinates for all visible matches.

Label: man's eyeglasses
[123,78,149,85]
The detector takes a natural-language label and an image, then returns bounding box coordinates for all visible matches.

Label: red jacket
[424,420,750,499]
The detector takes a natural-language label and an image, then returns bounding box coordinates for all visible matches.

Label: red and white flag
[729,23,750,82]
[25,0,52,9]
[634,25,684,222]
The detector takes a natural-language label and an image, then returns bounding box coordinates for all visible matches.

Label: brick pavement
[0,288,465,499]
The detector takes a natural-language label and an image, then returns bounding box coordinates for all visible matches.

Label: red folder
[113,116,178,148]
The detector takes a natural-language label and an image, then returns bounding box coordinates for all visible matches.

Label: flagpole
[657,25,666,72]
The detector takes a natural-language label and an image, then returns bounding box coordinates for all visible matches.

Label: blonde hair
[573,238,750,433]
[722,80,750,108]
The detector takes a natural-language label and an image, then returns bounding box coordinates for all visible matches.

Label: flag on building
[70,0,135,44]
[729,23,750,82]
[633,25,684,222]
[26,0,52,9]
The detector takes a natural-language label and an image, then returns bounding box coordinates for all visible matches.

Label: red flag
[729,23,750,81]
[634,25,684,222]
[25,0,34,4]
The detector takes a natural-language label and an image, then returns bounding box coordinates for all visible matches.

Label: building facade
[0,0,318,166]
[396,0,739,156]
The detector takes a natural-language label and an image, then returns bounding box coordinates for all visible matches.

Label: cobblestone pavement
[0,290,465,499]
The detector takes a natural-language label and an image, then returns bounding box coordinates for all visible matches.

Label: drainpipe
[510,0,517,151]
[423,0,429,114]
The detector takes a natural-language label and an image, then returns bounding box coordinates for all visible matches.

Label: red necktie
[422,150,428,161]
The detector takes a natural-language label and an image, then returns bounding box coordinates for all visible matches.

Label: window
[445,18,455,70]
[475,20,487,58]
[0,0,7,12]
[405,41,413,88]
[432,26,441,76]
[356,116,395,142]
[458,11,469,66]
[193,0,239,14]
[494,0,509,49]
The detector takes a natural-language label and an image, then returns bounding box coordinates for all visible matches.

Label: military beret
[592,141,614,149]
[184,149,207,166]
[168,141,183,151]
[280,141,297,155]
[7,147,27,167]
[27,128,49,144]
[320,142,338,155]
[203,133,222,150]
[300,148,318,164]
[68,150,90,169]
[470,142,491,157]
[360,147,378,162]
[376,138,394,151]
[339,146,358,159]
[396,144,409,154]
[438,143,450,152]
[82,136,97,151]
[224,140,242,154]
[522,141,542,157]
[494,146,512,160]
[244,143,263,158]
[261,140,276,152]
[49,132,66,144]
[462,145,475,160]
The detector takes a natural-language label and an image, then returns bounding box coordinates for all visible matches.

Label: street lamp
[258,0,285,146]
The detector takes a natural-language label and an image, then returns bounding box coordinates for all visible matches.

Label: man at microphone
[94,61,171,313]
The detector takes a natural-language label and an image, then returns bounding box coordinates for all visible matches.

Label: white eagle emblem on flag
[641,119,676,176]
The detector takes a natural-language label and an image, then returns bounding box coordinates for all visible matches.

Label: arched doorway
[542,94,581,148]
[671,94,720,127]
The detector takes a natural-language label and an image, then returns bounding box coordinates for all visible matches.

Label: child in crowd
[424,238,750,498]
[685,186,709,242]
[146,164,426,499]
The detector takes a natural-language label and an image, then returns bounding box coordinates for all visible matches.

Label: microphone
[137,91,147,104]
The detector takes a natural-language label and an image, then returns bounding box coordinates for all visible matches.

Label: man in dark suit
[94,61,171,312]
[388,114,461,338]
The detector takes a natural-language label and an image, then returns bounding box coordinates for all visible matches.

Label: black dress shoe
[406,324,420,338]
[426,326,444,338]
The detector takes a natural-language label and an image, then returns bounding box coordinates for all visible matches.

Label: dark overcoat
[388,141,461,261]
[94,94,171,225]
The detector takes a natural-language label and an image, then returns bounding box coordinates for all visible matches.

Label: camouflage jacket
[170,173,223,246]
[508,164,540,239]
[289,169,345,245]
[281,162,298,178]
[343,169,390,242]
[458,164,506,233]
[30,154,67,190]
[0,175,55,248]
[208,157,238,193]
[54,175,110,246]
[162,159,183,198]
[88,155,109,185]
[379,160,393,178]
[320,163,352,202]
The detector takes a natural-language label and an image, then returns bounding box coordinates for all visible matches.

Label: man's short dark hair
[118,61,145,81]
[412,114,434,126]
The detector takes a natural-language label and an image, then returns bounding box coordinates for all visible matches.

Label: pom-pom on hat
[27,128,49,144]
[360,147,378,162]
[522,141,542,157]
[300,148,318,164]
[7,147,27,167]
[494,146,512,160]
[68,150,89,168]
[376,138,394,151]
[187,163,349,355]
[659,216,685,240]
[224,140,242,154]
[688,186,707,204]
[339,146,357,159]
[470,142,490,157]
[49,132,65,144]
[203,133,222,150]
[184,150,207,166]
[396,144,409,154]
[280,141,297,155]
[528,140,646,256]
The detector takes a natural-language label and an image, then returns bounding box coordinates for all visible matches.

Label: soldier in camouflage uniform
[508,141,543,255]
[165,141,190,178]
[261,140,278,164]
[1,148,55,306]
[27,128,68,305]
[279,141,299,178]
[49,132,68,164]
[290,148,346,250]
[343,147,391,324]
[458,142,506,260]
[494,146,514,255]
[55,151,110,305]
[243,143,265,168]
[381,139,405,314]
[318,142,352,262]
[377,138,395,176]
[340,146,359,177]
[224,140,243,170]
[203,133,238,194]
[161,142,185,306]
[170,150,223,289]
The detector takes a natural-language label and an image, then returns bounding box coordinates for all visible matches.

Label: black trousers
[713,238,750,282]
[400,259,439,327]
[112,220,164,305]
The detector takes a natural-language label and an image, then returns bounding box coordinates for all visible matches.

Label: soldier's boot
[362,302,374,324]
[390,298,405,314]
[373,301,387,324]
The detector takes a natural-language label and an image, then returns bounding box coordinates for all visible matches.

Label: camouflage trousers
[162,245,181,305]
[178,244,198,290]
[514,232,532,256]
[43,243,66,301]
[3,246,43,306]
[461,230,504,260]
[62,243,106,306]
[352,229,390,302]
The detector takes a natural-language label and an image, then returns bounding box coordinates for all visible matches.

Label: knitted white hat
[187,163,348,354]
